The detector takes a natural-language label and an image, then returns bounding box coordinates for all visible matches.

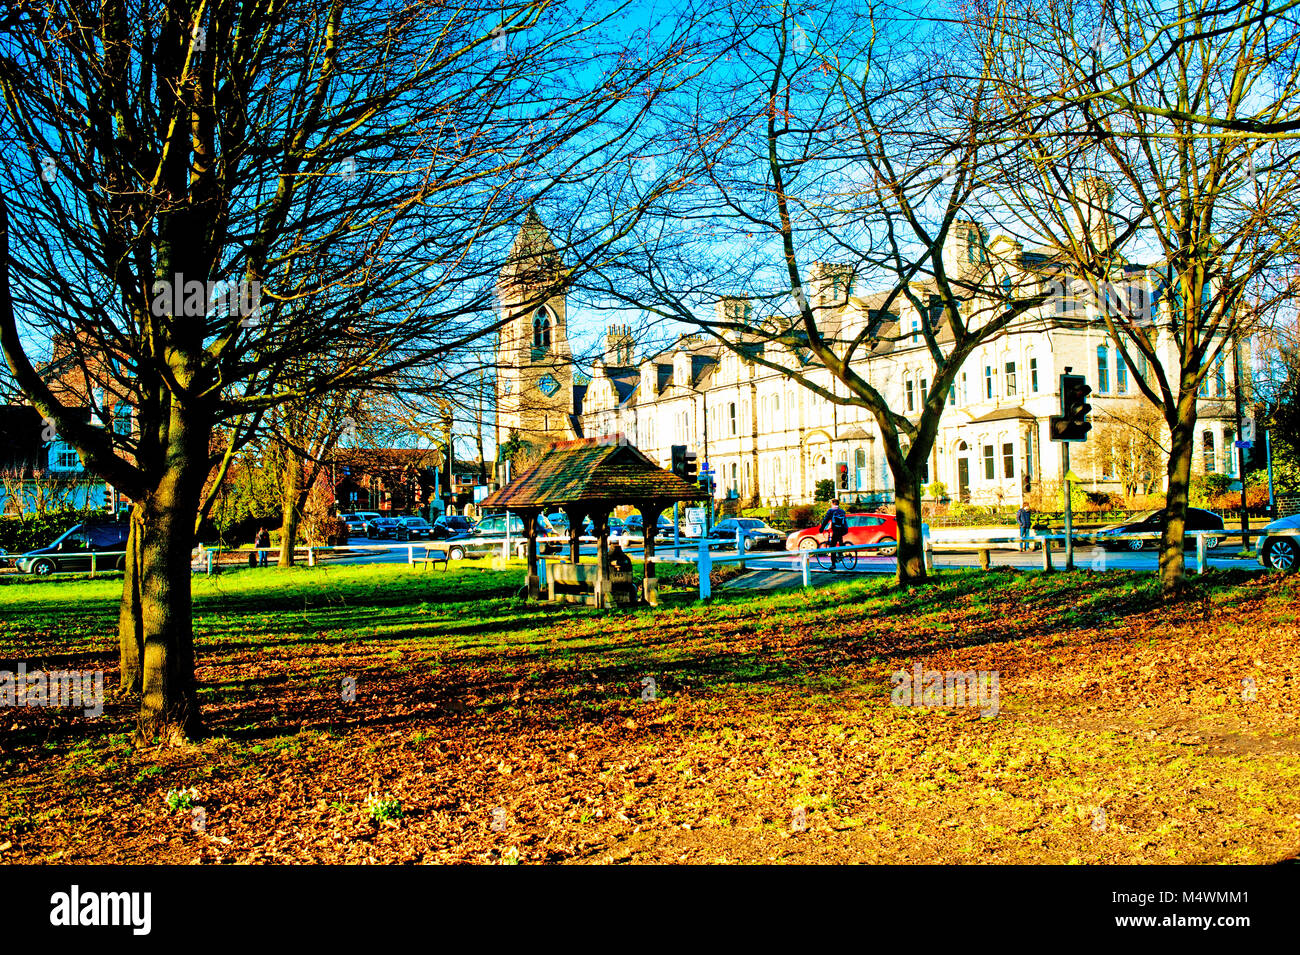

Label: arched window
[532,308,552,349]
[1202,430,1216,472]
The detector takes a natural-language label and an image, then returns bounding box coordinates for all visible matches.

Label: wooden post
[565,506,584,564]
[525,509,540,599]
[642,504,662,607]
[1042,533,1054,573]
[595,509,611,609]
[978,548,991,571]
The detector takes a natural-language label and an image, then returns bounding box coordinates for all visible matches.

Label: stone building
[496,213,1243,505]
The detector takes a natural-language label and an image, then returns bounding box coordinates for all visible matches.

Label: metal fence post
[206,548,214,576]
[407,542,414,565]
[801,550,811,588]
[698,533,712,601]
[1196,533,1207,575]
[736,527,745,571]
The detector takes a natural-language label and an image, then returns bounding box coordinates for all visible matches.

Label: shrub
[740,507,771,519]
[162,787,200,813]
[814,478,835,502]
[788,504,815,527]
[0,509,104,555]
[365,793,403,824]
[925,480,948,501]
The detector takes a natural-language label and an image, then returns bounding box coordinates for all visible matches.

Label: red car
[785,511,898,556]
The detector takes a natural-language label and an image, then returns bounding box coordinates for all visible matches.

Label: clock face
[538,374,560,397]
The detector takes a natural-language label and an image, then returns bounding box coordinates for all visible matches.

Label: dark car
[1096,507,1225,551]
[394,516,434,541]
[15,522,130,576]
[366,516,402,539]
[708,517,785,551]
[432,515,472,539]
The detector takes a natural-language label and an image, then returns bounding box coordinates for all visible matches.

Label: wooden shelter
[480,435,703,607]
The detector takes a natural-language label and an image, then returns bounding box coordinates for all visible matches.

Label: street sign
[1234,440,1252,450]
[1064,469,1081,483]
[1242,418,1256,442]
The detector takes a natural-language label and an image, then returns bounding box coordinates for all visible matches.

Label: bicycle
[815,545,857,572]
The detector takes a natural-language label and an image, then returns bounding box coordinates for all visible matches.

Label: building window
[53,444,80,471]
[1117,355,1128,394]
[1224,428,1237,475]
[1003,442,1015,479]
[1030,358,1039,392]
[961,372,969,405]
[1215,357,1227,396]
[948,384,956,406]
[1202,430,1216,472]
[911,318,919,344]
[855,448,866,489]
[1198,371,1209,397]
[532,308,552,349]
[920,378,928,406]
[1023,432,1033,479]
[1005,361,1016,396]
[729,402,737,436]
[1097,345,1110,393]
[905,376,914,412]
[983,444,995,480]
[984,365,994,399]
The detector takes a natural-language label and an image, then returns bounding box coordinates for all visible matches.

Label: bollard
[1041,534,1054,573]
[1196,533,1207,574]
[736,527,746,571]
[801,549,811,588]
[90,553,97,578]
[697,534,712,601]
[978,548,991,571]
[922,524,934,573]
[206,548,214,576]
[307,546,315,567]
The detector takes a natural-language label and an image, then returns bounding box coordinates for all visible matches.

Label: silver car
[1256,514,1300,572]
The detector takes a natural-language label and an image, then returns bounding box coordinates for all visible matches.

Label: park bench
[417,544,450,572]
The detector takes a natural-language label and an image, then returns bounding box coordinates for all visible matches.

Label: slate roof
[482,435,704,509]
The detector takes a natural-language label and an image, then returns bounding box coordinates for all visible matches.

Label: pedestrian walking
[254,526,271,567]
[1017,502,1033,552]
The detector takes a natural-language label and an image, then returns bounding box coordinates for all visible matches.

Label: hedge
[0,510,105,555]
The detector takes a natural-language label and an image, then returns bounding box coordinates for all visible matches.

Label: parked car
[785,512,899,556]
[1256,513,1300,572]
[432,515,472,539]
[340,514,367,536]
[1095,508,1224,551]
[582,516,626,538]
[444,513,561,560]
[395,516,434,540]
[621,513,676,539]
[366,516,402,539]
[706,517,785,551]
[15,522,130,576]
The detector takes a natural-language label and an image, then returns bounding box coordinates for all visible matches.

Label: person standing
[1017,502,1033,552]
[254,526,271,567]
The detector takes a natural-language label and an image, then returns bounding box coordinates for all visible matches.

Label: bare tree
[977,0,1300,592]
[0,0,695,742]
[587,1,1048,584]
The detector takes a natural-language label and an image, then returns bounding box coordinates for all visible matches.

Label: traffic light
[670,445,687,480]
[837,462,848,489]
[684,450,698,484]
[1049,373,1093,442]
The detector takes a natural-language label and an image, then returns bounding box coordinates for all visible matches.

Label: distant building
[495,213,1242,505]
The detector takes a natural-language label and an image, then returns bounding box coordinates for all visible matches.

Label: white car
[1256,513,1300,572]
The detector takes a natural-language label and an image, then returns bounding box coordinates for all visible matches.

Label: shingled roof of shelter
[482,435,703,509]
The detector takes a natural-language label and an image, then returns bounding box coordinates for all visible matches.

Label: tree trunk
[116,502,146,695]
[1159,399,1198,595]
[278,446,303,567]
[135,407,209,745]
[893,477,927,586]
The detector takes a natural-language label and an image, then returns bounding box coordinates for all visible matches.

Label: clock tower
[495,208,576,451]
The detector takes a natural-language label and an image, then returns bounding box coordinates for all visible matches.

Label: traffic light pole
[1062,442,1074,571]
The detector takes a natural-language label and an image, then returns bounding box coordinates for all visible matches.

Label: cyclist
[819,498,849,568]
